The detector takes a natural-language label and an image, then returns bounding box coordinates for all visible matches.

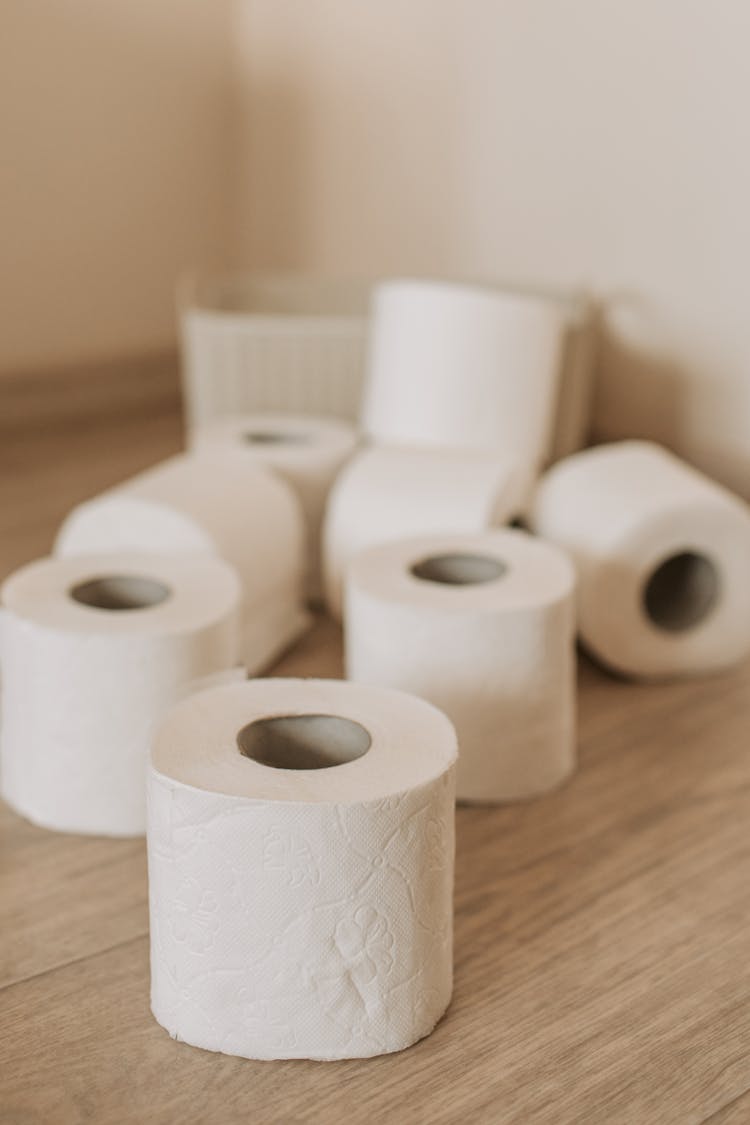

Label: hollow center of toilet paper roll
[243,430,310,445]
[642,551,720,632]
[69,574,171,611]
[410,553,507,586]
[237,714,372,770]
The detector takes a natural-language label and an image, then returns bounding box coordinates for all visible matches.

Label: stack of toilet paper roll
[0,444,316,843]
[191,413,358,602]
[323,279,568,619]
[5,267,750,1066]
[55,451,310,671]
[323,446,530,619]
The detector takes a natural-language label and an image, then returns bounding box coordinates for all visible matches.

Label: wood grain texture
[1,381,749,1124]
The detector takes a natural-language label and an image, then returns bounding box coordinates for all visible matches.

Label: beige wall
[230,2,469,274]
[233,1,750,496]
[0,1,234,375]
[4,3,748,495]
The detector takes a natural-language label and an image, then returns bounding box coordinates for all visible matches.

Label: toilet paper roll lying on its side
[531,441,750,678]
[54,452,309,673]
[192,413,358,601]
[361,280,565,468]
[345,530,576,803]
[323,445,531,620]
[148,677,457,1060]
[0,553,241,836]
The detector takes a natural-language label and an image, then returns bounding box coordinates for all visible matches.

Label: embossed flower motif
[424,817,450,870]
[262,827,319,888]
[238,994,297,1052]
[413,987,441,1029]
[315,907,396,1040]
[373,795,403,815]
[171,877,219,953]
[334,906,394,984]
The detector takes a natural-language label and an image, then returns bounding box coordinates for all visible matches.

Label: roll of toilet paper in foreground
[55,452,309,672]
[192,413,358,601]
[361,280,565,469]
[148,677,457,1060]
[531,441,750,678]
[345,530,576,803]
[0,553,242,835]
[323,445,531,619]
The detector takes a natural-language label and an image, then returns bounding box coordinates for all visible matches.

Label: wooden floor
[1,388,750,1124]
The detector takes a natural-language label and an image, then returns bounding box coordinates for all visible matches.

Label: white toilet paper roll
[148,677,456,1060]
[361,280,565,467]
[531,441,750,678]
[0,553,242,836]
[550,294,597,462]
[345,530,576,803]
[322,445,531,620]
[192,413,358,601]
[54,452,309,672]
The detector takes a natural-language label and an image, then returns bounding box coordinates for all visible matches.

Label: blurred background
[2,1,748,495]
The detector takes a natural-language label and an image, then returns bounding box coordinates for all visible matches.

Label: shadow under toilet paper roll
[192,413,359,603]
[344,530,577,803]
[531,441,750,678]
[323,445,532,620]
[54,451,310,673]
[0,553,242,836]
[147,677,457,1060]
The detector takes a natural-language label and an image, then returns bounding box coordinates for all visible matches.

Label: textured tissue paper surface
[55,450,309,671]
[148,678,458,1060]
[323,444,531,620]
[0,552,241,835]
[532,441,750,678]
[345,529,577,802]
[193,413,358,601]
[362,279,564,467]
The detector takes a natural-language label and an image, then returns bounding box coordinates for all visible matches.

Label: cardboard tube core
[237,714,372,770]
[643,551,720,632]
[69,575,171,611]
[410,553,507,587]
[243,431,310,446]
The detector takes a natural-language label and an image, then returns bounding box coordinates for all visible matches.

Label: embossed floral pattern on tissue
[147,770,455,1060]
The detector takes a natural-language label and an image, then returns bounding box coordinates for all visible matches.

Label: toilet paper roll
[361,280,565,467]
[0,553,242,836]
[54,452,309,672]
[345,530,576,802]
[531,441,750,678]
[323,445,531,620]
[550,294,597,462]
[192,413,358,601]
[148,677,457,1060]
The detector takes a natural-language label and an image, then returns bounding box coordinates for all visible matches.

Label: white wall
[0,1,234,375]
[233,1,750,496]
